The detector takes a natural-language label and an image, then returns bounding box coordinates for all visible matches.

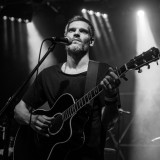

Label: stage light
[95,12,100,17]
[0,5,4,9]
[17,18,22,23]
[10,17,15,21]
[88,10,94,15]
[102,14,108,19]
[24,19,30,23]
[3,16,7,20]
[81,9,87,13]
[137,10,145,17]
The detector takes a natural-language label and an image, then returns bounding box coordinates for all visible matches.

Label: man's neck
[62,54,89,74]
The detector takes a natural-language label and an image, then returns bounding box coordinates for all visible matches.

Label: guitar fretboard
[62,84,103,121]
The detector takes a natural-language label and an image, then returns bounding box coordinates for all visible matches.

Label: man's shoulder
[38,64,62,78]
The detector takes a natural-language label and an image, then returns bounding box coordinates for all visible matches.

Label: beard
[66,43,89,56]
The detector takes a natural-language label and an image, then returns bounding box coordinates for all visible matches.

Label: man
[14,15,120,160]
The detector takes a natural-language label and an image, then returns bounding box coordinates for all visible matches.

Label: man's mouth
[72,41,81,44]
[72,38,81,42]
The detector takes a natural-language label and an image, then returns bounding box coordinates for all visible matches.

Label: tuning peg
[152,55,156,58]
[157,61,159,65]
[134,63,138,67]
[121,74,128,81]
[138,68,142,73]
[147,64,150,69]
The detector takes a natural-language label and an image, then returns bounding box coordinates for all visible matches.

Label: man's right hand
[30,114,52,137]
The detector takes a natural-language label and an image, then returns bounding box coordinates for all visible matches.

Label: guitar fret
[75,101,80,111]
[79,100,82,109]
[124,63,128,71]
[74,105,77,113]
[75,103,79,112]
[71,105,75,114]
[91,89,96,98]
[82,97,86,106]
[95,86,99,95]
[84,94,89,104]
[68,107,72,117]
[88,92,92,100]
[63,105,73,121]
[62,112,65,120]
[71,106,74,115]
[63,110,67,121]
[65,109,69,120]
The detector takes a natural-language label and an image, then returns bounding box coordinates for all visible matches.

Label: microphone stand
[0,42,56,159]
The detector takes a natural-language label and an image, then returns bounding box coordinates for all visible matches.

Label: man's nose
[73,30,80,37]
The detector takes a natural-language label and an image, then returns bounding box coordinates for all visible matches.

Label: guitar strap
[85,60,99,106]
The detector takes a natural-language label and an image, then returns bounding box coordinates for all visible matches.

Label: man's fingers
[108,68,121,87]
[36,115,51,125]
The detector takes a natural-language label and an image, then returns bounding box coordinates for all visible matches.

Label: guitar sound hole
[49,113,63,135]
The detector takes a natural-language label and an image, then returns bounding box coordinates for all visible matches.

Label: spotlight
[17,18,22,23]
[3,16,7,20]
[88,10,94,15]
[24,19,30,23]
[81,9,87,13]
[137,10,145,17]
[95,12,100,17]
[10,17,15,21]
[0,5,4,9]
[102,14,108,19]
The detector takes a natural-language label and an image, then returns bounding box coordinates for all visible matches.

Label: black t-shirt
[23,64,87,109]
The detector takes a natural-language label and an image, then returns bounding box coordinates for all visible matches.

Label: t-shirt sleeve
[22,71,47,109]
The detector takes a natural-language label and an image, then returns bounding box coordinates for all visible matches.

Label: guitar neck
[62,84,103,121]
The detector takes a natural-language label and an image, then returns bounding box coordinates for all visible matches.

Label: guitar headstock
[127,47,160,72]
[117,47,160,81]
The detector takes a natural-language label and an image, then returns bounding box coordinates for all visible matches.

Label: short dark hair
[64,15,95,39]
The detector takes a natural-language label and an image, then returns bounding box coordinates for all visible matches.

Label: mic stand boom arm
[0,42,56,160]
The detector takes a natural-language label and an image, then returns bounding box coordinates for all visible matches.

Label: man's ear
[90,38,95,47]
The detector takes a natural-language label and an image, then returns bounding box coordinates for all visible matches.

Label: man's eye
[68,29,75,32]
[80,29,89,34]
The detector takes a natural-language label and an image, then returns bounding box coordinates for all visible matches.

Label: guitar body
[13,93,90,160]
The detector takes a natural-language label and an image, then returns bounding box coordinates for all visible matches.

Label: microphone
[46,37,72,45]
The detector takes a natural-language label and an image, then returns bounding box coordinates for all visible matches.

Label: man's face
[65,21,93,54]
